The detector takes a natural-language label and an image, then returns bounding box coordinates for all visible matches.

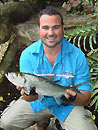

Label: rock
[14,22,40,46]
[0,21,39,84]
[0,1,34,43]
[0,23,11,44]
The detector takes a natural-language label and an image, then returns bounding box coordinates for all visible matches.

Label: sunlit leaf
[95,101,98,110]
[68,37,72,42]
[89,34,94,50]
[73,36,77,45]
[83,34,88,51]
[93,34,97,44]
[91,89,98,97]
[0,97,5,102]
[90,96,98,106]
[78,35,82,49]
[8,93,10,96]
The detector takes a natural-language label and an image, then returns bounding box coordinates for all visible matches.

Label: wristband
[60,95,70,106]
[24,86,36,96]
[60,93,77,106]
[68,93,77,102]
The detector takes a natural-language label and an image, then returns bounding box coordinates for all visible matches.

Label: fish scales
[5,72,87,97]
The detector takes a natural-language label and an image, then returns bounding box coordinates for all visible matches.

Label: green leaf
[89,34,94,50]
[83,34,88,51]
[73,36,77,45]
[95,101,98,110]
[92,25,97,31]
[91,89,98,97]
[68,37,72,42]
[93,34,97,44]
[93,84,98,90]
[77,36,82,49]
[90,95,98,106]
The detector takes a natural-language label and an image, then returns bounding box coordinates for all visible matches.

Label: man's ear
[62,26,64,36]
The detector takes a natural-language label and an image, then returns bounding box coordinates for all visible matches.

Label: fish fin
[75,89,83,95]
[38,95,44,101]
[54,96,61,105]
[74,81,88,88]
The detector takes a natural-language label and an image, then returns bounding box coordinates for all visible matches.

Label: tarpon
[5,72,87,98]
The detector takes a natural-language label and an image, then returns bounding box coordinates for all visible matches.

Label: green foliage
[29,0,37,4]
[30,0,51,6]
[64,9,98,110]
[64,23,98,111]
[62,0,94,14]
[90,80,98,110]
[64,24,98,51]
[87,49,98,110]
[87,49,98,82]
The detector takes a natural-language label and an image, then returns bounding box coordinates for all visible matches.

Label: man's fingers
[64,90,77,99]
[64,93,70,99]
[21,89,25,95]
[66,89,76,96]
[16,86,22,90]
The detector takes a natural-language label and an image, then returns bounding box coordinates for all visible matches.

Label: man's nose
[48,28,54,35]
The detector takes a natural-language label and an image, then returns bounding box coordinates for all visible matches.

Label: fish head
[5,72,27,87]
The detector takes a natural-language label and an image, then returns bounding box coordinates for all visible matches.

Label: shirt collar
[30,40,43,55]
[30,38,73,55]
[62,38,73,55]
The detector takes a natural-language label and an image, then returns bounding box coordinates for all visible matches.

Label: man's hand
[16,86,25,95]
[64,89,77,99]
[60,90,77,106]
[24,93,38,102]
[16,86,38,102]
[62,89,91,106]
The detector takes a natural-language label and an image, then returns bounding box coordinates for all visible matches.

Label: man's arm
[23,93,38,101]
[64,89,91,106]
[16,86,38,102]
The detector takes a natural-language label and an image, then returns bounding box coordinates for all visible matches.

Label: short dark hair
[38,6,64,26]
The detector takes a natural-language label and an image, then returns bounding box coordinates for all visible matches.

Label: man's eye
[42,26,49,30]
[53,26,60,30]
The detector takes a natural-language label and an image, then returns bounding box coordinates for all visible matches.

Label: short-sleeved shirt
[20,38,92,122]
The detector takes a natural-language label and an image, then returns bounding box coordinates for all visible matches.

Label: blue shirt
[20,38,92,122]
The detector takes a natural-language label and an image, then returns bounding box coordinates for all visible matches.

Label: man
[0,6,97,130]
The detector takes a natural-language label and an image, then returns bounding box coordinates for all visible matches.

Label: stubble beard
[42,38,63,48]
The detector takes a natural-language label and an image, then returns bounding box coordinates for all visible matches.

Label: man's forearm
[24,93,38,102]
[71,91,91,106]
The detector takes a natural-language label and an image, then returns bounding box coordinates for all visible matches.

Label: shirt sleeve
[74,52,93,93]
[19,50,33,74]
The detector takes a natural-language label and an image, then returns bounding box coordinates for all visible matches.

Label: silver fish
[5,72,87,97]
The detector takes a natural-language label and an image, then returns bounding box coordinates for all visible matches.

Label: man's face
[38,14,64,48]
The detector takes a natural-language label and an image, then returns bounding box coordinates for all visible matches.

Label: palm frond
[64,24,98,51]
[87,49,98,82]
[91,88,98,97]
[83,34,88,51]
[90,80,98,110]
[93,34,97,44]
[89,34,94,50]
[64,12,98,111]
[90,95,98,107]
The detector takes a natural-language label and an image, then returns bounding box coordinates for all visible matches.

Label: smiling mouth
[48,38,55,40]
[47,37,57,41]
